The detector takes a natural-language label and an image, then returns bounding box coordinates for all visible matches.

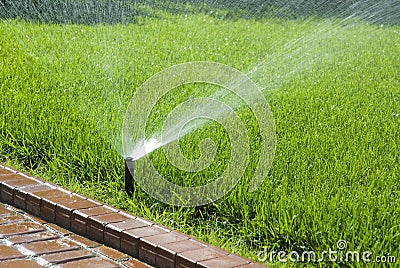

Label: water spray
[124,157,134,194]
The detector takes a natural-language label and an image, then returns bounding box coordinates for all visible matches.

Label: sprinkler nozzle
[125,157,134,195]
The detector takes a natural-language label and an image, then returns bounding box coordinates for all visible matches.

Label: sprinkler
[125,157,134,194]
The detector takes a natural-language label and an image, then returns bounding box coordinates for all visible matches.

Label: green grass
[1,11,399,267]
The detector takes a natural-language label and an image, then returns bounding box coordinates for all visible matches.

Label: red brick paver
[58,257,119,268]
[20,239,79,256]
[0,222,45,238]
[37,249,94,265]
[5,231,58,245]
[0,245,25,261]
[94,245,129,261]
[0,259,42,268]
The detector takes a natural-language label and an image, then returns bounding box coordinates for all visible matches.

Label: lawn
[0,6,399,267]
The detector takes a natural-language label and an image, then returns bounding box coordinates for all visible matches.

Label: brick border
[0,164,267,268]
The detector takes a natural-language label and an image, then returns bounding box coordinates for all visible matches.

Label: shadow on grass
[0,0,151,25]
[1,0,398,25]
[186,0,400,25]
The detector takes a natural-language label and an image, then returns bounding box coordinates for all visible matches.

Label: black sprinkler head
[125,157,134,194]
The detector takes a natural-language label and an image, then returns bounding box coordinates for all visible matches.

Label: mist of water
[125,3,397,160]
